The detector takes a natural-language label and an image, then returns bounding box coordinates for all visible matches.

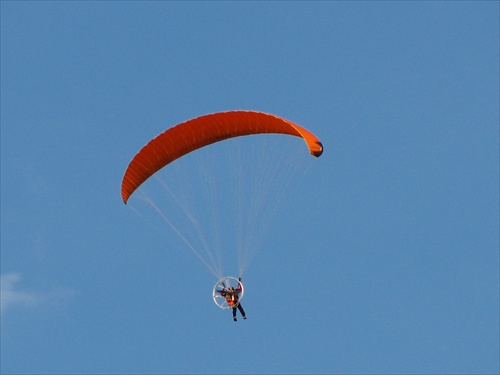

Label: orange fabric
[121,110,323,203]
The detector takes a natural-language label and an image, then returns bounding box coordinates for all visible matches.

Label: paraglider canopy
[121,110,323,204]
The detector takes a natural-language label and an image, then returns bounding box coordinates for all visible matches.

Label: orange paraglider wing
[121,110,323,204]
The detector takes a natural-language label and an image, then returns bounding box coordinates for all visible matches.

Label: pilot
[220,278,246,321]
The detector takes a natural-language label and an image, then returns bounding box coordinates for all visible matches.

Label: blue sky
[1,2,499,374]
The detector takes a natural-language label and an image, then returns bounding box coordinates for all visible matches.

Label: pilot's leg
[238,304,246,319]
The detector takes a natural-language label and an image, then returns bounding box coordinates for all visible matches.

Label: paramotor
[121,110,323,311]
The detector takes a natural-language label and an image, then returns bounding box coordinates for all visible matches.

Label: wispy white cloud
[0,272,74,314]
[0,273,39,313]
